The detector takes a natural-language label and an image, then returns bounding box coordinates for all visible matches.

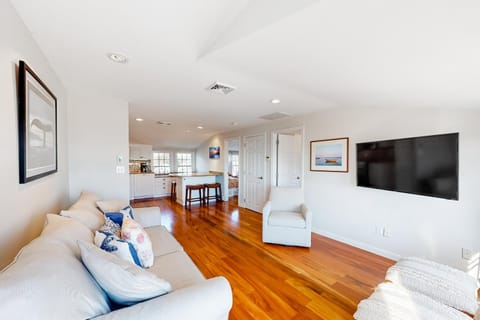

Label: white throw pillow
[78,241,171,306]
[60,208,104,231]
[94,230,142,267]
[70,191,104,216]
[96,199,129,213]
[121,216,154,268]
[41,213,94,258]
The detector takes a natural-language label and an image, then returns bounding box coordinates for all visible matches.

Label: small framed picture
[310,137,349,172]
[209,146,220,159]
[18,60,58,183]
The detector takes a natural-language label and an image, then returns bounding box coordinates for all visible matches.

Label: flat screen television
[356,133,458,200]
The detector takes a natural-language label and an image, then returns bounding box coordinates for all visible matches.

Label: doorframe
[241,132,267,210]
[223,136,241,202]
[270,126,305,188]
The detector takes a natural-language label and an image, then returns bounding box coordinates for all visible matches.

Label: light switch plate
[116,166,125,174]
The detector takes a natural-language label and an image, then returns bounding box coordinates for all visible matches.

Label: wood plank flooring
[131,197,394,319]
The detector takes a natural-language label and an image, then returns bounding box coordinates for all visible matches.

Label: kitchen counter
[168,172,223,177]
[173,173,224,206]
[130,172,154,174]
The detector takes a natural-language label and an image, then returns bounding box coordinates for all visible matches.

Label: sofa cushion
[268,211,306,229]
[121,217,154,268]
[60,208,104,231]
[95,230,142,267]
[0,214,110,319]
[149,251,205,290]
[96,199,129,213]
[146,226,183,257]
[78,241,171,306]
[132,207,162,228]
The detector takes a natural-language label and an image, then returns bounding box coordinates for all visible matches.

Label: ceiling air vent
[206,82,236,95]
[259,112,290,121]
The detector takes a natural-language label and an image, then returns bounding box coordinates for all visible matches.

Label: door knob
[296,176,300,180]
[258,176,263,180]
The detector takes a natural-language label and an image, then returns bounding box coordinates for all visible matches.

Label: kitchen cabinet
[154,176,173,197]
[133,173,154,199]
[129,144,152,161]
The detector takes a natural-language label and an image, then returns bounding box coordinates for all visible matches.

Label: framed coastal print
[209,146,220,159]
[310,137,349,172]
[18,60,58,183]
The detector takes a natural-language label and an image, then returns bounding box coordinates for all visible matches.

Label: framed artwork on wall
[209,146,220,159]
[310,137,349,172]
[18,60,58,183]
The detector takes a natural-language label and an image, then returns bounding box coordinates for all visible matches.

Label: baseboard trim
[311,227,401,261]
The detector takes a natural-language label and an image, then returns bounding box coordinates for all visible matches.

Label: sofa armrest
[262,201,272,225]
[132,207,162,228]
[93,277,232,320]
[301,204,312,228]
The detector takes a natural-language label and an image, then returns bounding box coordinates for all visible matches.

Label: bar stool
[204,183,222,205]
[170,180,177,202]
[185,184,204,209]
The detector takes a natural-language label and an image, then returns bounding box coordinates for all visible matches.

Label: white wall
[201,107,480,273]
[0,0,69,269]
[196,136,225,173]
[304,107,480,272]
[68,90,129,202]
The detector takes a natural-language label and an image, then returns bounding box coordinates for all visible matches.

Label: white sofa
[0,193,232,320]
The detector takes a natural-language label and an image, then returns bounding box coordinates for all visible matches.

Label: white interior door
[244,134,266,213]
[276,131,303,187]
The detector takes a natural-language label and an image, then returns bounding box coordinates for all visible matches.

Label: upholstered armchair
[262,187,312,247]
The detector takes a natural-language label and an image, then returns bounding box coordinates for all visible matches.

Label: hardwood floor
[131,196,394,319]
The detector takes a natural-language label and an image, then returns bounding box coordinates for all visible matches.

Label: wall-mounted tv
[356,133,458,200]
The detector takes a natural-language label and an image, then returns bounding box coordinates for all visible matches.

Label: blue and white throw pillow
[94,230,142,267]
[99,217,121,237]
[105,206,134,226]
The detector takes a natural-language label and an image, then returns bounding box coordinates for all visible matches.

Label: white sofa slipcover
[0,194,232,320]
[262,187,312,247]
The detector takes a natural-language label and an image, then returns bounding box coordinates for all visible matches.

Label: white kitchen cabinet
[129,144,152,161]
[154,177,173,197]
[133,173,154,199]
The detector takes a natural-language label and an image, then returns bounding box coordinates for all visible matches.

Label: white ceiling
[10,0,480,149]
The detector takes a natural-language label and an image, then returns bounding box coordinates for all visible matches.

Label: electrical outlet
[462,248,473,260]
[382,227,391,238]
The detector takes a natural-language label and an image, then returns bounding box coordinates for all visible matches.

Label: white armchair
[262,187,312,247]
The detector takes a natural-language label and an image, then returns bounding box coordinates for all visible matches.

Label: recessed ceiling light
[135,118,144,122]
[107,52,128,64]
[197,126,204,129]
[271,99,281,104]
[185,130,191,133]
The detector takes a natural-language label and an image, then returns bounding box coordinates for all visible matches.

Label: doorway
[272,127,303,188]
[224,137,240,204]
[243,133,266,213]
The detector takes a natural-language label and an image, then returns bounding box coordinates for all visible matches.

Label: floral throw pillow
[99,217,121,238]
[121,217,154,268]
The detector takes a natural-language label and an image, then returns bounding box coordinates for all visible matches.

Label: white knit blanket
[385,257,479,315]
[354,282,472,320]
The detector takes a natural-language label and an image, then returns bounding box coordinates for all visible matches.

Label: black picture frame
[18,60,58,183]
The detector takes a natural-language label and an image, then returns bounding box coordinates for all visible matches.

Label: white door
[244,134,266,213]
[276,133,302,187]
